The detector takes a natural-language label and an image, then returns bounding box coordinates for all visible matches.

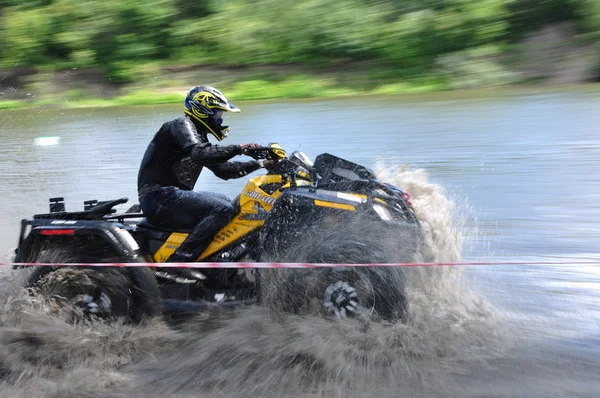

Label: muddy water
[0,88,599,397]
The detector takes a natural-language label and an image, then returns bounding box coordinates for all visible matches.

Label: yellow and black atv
[14,144,420,323]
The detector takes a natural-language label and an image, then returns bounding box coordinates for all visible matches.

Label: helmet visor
[212,109,225,125]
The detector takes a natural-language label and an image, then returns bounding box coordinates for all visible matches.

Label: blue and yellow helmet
[184,85,240,141]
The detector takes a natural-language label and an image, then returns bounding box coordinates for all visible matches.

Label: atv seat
[136,219,193,234]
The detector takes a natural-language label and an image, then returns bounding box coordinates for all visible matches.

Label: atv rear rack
[33,197,144,222]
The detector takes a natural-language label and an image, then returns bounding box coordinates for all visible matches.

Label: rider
[137,85,271,264]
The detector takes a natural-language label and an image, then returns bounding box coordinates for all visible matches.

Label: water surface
[0,89,599,397]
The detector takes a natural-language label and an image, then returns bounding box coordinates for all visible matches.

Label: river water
[0,88,599,397]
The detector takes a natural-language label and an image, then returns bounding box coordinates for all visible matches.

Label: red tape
[1,260,596,268]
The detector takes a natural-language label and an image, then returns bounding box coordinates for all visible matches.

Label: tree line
[0,0,598,82]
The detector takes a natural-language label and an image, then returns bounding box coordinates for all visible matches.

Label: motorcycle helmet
[184,85,240,141]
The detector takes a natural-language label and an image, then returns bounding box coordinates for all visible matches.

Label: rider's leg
[140,186,235,281]
[162,191,235,263]
[165,191,238,286]
[141,187,233,230]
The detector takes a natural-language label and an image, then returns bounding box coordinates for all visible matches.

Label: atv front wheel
[260,210,415,321]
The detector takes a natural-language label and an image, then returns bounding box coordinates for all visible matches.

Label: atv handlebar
[243,145,411,207]
[244,147,274,160]
[244,143,287,161]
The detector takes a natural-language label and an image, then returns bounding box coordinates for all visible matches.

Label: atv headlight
[373,204,392,221]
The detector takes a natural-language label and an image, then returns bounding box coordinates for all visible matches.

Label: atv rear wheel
[25,247,162,324]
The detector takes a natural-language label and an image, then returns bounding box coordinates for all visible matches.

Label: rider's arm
[170,118,242,165]
[208,161,262,180]
[190,142,242,166]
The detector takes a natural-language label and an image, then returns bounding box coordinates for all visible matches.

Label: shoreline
[1,64,599,111]
[3,84,600,111]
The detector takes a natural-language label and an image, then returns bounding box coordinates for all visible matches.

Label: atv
[13,144,420,323]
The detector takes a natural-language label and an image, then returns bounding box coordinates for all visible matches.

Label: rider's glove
[258,159,276,169]
[240,143,263,155]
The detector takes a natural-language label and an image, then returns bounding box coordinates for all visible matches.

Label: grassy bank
[0,66,450,110]
[1,55,598,111]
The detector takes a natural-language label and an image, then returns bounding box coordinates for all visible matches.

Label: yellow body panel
[151,174,314,263]
[314,200,356,211]
[196,174,288,260]
[153,232,189,262]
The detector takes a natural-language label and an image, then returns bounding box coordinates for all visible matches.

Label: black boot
[165,250,196,263]
[165,248,234,289]
[163,213,232,285]
[161,250,207,282]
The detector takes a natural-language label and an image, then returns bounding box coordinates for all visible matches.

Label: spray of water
[374,164,464,263]
[0,166,506,397]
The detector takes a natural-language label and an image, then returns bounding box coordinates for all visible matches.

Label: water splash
[0,165,505,397]
[374,164,464,263]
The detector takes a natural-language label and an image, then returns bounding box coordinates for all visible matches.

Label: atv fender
[15,219,141,264]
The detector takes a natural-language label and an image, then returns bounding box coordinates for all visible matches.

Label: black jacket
[137,116,260,194]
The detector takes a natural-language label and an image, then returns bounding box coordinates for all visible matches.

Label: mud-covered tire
[259,211,414,321]
[259,264,407,322]
[125,266,163,321]
[25,251,162,324]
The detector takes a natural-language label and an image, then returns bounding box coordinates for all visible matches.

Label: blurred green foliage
[0,0,599,83]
